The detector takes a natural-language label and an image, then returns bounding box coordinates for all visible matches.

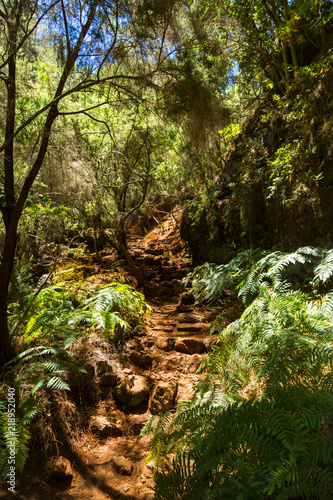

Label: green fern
[148,247,333,499]
[70,283,151,340]
[313,249,333,286]
[1,282,152,478]
[185,246,328,307]
[239,247,322,306]
[0,344,87,479]
[183,248,268,304]
[152,388,333,500]
[22,283,151,343]
[23,286,75,343]
[0,406,31,477]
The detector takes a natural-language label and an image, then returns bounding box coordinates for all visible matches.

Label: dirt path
[2,210,241,500]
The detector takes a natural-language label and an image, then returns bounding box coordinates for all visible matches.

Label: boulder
[95,360,115,376]
[188,354,204,373]
[47,456,73,486]
[99,372,119,388]
[150,381,178,414]
[130,415,149,436]
[100,386,111,396]
[154,337,175,351]
[144,492,155,500]
[110,456,133,476]
[90,416,122,437]
[174,338,205,354]
[113,374,150,408]
[129,351,154,368]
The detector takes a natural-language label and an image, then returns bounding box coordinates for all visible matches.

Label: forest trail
[9,209,241,500]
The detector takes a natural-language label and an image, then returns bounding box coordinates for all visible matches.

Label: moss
[52,265,127,305]
[53,265,90,285]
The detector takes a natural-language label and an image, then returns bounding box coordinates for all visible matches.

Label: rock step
[160,353,204,373]
[144,248,165,256]
[155,320,177,327]
[174,338,207,354]
[151,327,175,333]
[128,351,155,368]
[154,336,208,354]
[177,315,205,324]
[177,325,206,333]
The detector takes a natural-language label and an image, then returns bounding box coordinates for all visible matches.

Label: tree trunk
[0,221,17,368]
[282,42,290,87]
[115,234,147,287]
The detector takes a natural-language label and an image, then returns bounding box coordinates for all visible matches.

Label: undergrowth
[0,281,151,477]
[145,246,333,499]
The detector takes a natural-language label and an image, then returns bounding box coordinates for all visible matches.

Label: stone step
[136,257,162,267]
[128,351,155,368]
[154,337,175,351]
[177,315,204,324]
[154,288,179,297]
[155,320,177,327]
[152,326,175,333]
[177,325,205,333]
[144,248,165,256]
[160,353,204,374]
[174,338,206,354]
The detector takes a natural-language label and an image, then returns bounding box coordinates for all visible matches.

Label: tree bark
[0,224,17,367]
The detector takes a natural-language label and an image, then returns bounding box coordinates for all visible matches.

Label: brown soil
[0,208,243,500]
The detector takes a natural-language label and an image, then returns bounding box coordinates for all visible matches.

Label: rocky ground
[0,209,243,500]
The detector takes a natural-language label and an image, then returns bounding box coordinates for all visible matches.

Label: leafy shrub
[0,400,31,478]
[183,248,268,304]
[151,388,333,500]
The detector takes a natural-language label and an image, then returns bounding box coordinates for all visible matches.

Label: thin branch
[97,1,119,80]
[58,100,112,116]
[61,0,71,55]
[28,132,41,169]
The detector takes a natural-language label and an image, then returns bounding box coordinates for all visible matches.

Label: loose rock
[90,416,122,437]
[110,456,133,476]
[130,415,149,435]
[129,351,154,368]
[154,337,175,351]
[174,338,205,354]
[95,360,115,376]
[113,374,150,408]
[99,372,119,387]
[150,380,178,414]
[47,456,73,486]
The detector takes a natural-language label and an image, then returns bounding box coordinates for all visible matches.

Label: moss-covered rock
[52,265,125,305]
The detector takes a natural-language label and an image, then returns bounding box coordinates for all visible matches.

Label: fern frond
[313,249,333,285]
[183,249,269,304]
[0,411,31,476]
[46,376,71,391]
[153,389,333,500]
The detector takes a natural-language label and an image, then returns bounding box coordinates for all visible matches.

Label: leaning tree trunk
[115,234,147,287]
